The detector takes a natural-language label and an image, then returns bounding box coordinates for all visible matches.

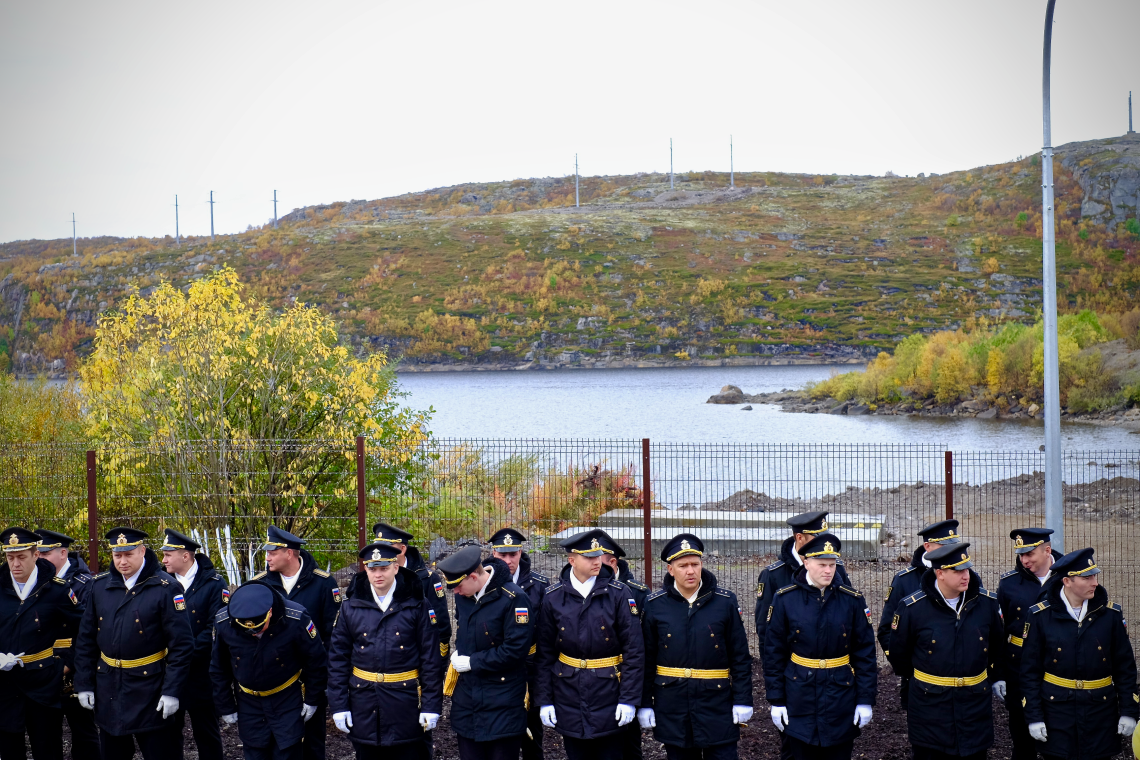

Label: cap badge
[823,541,835,554]
[590,538,599,550]
[1088,558,1094,566]
[962,553,968,561]
[376,530,383,538]
[680,539,691,551]
[117,533,128,546]
[371,548,382,560]
[7,534,17,546]
[503,535,513,545]
[1015,535,1024,546]
[948,529,956,537]
[820,519,828,530]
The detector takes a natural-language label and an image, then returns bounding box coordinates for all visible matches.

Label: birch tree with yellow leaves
[80,267,431,554]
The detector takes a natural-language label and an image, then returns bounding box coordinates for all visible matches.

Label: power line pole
[272,190,278,229]
[175,195,181,247]
[575,155,579,208]
[670,138,674,189]
[209,191,216,242]
[71,213,76,257]
[1041,0,1063,551]
[730,135,735,188]
[1130,91,1135,134]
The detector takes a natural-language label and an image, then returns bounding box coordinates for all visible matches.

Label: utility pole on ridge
[575,155,579,208]
[175,195,180,247]
[272,190,278,229]
[209,191,216,242]
[71,213,76,257]
[730,135,734,188]
[1130,91,1135,134]
[670,138,674,190]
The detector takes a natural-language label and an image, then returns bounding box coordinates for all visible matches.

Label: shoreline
[392,356,866,373]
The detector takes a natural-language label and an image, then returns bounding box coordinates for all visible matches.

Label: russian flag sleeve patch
[515,607,529,624]
[173,594,186,611]
[306,620,317,638]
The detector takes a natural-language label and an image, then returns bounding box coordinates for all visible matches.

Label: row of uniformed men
[754,511,1140,760]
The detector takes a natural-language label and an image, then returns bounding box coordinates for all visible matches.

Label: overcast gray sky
[1,0,1136,243]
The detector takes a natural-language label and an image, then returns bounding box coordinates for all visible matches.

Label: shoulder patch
[980,589,998,600]
[715,588,733,598]
[52,576,66,584]
[250,572,267,581]
[610,581,625,590]
[838,585,863,598]
[766,560,785,571]
[73,574,88,584]
[92,571,109,580]
[503,587,515,598]
[903,591,926,606]
[627,580,648,591]
[313,568,330,578]
[776,584,797,595]
[895,566,916,578]
[285,606,303,620]
[530,572,549,584]
[215,608,230,623]
[1000,569,1017,579]
[544,583,562,595]
[1031,601,1050,614]
[1109,601,1123,613]
[646,589,667,602]
[837,559,846,565]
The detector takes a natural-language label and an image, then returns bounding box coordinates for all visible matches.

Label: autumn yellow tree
[80,268,431,552]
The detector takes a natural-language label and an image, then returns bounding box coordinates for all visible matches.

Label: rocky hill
[2,134,1139,375]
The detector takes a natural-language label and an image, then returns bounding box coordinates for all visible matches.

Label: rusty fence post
[86,450,98,574]
[945,451,954,520]
[356,436,367,556]
[642,438,652,587]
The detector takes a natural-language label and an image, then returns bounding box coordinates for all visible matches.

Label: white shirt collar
[474,567,495,602]
[371,581,396,612]
[569,571,597,598]
[281,558,303,595]
[1063,593,1088,623]
[512,566,520,585]
[921,551,933,568]
[12,563,39,601]
[123,565,144,591]
[175,559,198,591]
[935,582,961,611]
[791,549,804,567]
[681,580,703,604]
[55,561,69,579]
[1037,570,1051,585]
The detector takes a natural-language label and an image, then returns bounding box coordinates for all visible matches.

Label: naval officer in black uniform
[762,534,875,760]
[886,542,1006,760]
[997,527,1061,760]
[328,542,444,760]
[34,528,99,760]
[211,582,328,760]
[160,528,226,760]
[249,525,340,760]
[439,545,533,760]
[73,527,195,760]
[1020,547,1138,760]
[534,529,645,760]
[640,534,753,760]
[0,526,84,760]
[488,528,549,760]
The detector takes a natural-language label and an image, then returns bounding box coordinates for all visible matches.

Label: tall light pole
[175,195,181,247]
[209,191,216,242]
[669,138,674,189]
[575,155,579,208]
[71,213,76,257]
[730,135,734,188]
[272,190,278,229]
[1041,0,1063,551]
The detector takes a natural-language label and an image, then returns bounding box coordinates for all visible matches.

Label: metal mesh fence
[1,439,1138,657]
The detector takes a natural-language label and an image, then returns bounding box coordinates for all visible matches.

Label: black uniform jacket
[55,553,94,670]
[450,558,533,742]
[179,554,227,694]
[516,552,549,690]
[211,587,328,750]
[74,549,195,736]
[996,550,1061,693]
[763,568,876,748]
[327,569,444,747]
[404,546,454,662]
[642,569,753,749]
[0,558,83,731]
[534,564,645,740]
[876,546,928,655]
[886,569,1005,756]
[1020,581,1139,760]
[755,537,850,644]
[249,549,339,648]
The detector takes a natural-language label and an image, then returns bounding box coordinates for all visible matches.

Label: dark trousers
[619,723,642,760]
[457,735,523,760]
[97,725,181,760]
[664,744,739,760]
[301,697,327,760]
[175,691,223,760]
[521,705,543,760]
[786,735,854,760]
[62,694,100,760]
[911,749,985,760]
[779,731,795,760]
[563,736,623,760]
[352,742,422,760]
[244,737,303,760]
[0,703,63,760]
[1006,694,1037,760]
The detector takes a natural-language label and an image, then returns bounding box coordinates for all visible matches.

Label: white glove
[771,705,788,732]
[637,708,656,728]
[419,712,439,731]
[540,705,557,728]
[1029,722,1048,742]
[451,653,472,673]
[333,711,353,733]
[221,713,238,725]
[615,703,635,726]
[854,704,872,728]
[992,680,1007,701]
[0,653,24,672]
[77,691,95,710]
[301,703,318,722]
[1118,716,1137,737]
[732,705,754,724]
[156,695,179,719]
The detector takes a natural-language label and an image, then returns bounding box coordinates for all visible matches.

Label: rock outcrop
[1056,132,1140,233]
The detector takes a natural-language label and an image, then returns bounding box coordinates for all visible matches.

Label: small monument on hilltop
[1130,91,1135,135]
